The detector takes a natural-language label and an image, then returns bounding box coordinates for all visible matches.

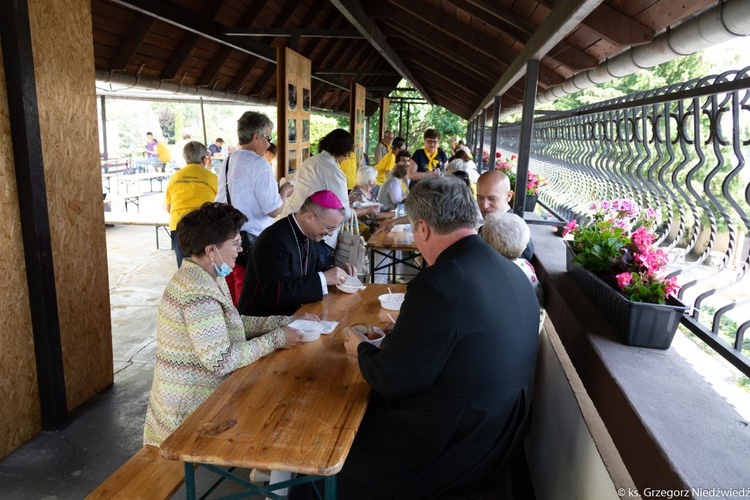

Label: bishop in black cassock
[238,190,353,317]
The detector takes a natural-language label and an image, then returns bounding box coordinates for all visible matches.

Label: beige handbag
[335,210,369,280]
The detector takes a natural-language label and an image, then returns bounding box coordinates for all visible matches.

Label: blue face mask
[211,246,232,278]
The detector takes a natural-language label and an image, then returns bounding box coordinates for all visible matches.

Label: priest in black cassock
[238,190,356,317]
[340,177,540,499]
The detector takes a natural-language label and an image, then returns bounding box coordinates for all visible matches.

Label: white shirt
[216,149,282,236]
[277,151,351,248]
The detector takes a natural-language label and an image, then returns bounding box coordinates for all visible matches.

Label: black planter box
[564,242,688,349]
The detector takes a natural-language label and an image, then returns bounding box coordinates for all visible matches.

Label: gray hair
[445,158,469,174]
[237,111,273,145]
[481,212,530,259]
[356,166,377,187]
[405,176,477,234]
[182,141,209,165]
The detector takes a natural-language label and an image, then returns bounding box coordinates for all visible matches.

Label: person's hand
[279,183,294,197]
[323,266,350,286]
[281,326,302,348]
[343,327,367,356]
[293,312,320,322]
[366,205,380,215]
[376,218,397,233]
[342,263,357,276]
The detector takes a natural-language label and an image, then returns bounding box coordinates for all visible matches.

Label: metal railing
[497,66,750,377]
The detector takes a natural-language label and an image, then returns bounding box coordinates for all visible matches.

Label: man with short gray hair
[341,176,539,498]
[216,111,293,304]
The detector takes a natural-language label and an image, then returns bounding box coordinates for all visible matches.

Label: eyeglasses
[259,133,272,141]
[313,213,341,234]
[425,139,440,144]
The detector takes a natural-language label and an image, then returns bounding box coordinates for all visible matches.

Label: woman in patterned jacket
[144,202,306,446]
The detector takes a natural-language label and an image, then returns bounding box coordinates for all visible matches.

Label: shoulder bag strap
[224,153,233,206]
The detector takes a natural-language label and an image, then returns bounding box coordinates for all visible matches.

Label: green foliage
[309,113,342,154]
[384,80,466,154]
[570,220,630,274]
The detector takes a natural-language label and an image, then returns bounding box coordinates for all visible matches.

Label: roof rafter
[472,0,604,118]
[109,13,155,71]
[330,0,433,104]
[107,0,353,93]
[537,0,655,46]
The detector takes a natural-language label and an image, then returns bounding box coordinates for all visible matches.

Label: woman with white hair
[349,166,392,239]
[481,212,539,291]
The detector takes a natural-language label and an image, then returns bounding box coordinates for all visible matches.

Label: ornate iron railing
[497,66,750,377]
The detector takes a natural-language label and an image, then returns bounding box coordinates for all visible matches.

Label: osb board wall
[277,47,311,180]
[29,0,113,410]
[378,97,390,143]
[0,47,41,460]
[349,83,366,165]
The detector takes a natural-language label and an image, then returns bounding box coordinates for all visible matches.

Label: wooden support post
[1,0,68,429]
[514,59,540,217]
[478,109,486,172]
[489,96,500,170]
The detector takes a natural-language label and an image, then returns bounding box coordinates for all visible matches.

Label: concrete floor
[0,194,262,499]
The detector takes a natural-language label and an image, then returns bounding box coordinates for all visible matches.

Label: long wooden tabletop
[159,283,406,476]
[367,225,417,251]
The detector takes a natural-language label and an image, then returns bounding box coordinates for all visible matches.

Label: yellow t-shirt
[156,141,172,163]
[374,152,396,185]
[165,164,218,230]
[339,152,357,190]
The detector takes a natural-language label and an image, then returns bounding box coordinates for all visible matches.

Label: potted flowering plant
[524,172,548,211]
[562,199,686,349]
[494,154,546,211]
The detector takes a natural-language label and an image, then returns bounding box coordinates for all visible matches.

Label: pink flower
[631,226,654,252]
[589,202,598,210]
[664,276,679,296]
[601,200,611,210]
[563,219,579,236]
[617,272,633,289]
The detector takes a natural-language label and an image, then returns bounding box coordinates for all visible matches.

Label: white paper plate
[336,276,365,293]
[288,320,325,342]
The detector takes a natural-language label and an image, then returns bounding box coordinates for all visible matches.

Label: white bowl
[336,276,365,294]
[288,320,324,342]
[378,293,405,310]
[352,325,386,348]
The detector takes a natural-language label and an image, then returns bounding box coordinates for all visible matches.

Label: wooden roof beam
[537,0,655,46]
[225,28,363,38]
[197,46,233,87]
[109,14,155,71]
[330,0,433,104]
[380,0,514,67]
[384,27,496,82]
[443,0,598,71]
[472,0,604,117]
[107,0,353,92]
[162,32,200,81]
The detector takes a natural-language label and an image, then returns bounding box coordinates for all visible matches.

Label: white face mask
[211,245,232,278]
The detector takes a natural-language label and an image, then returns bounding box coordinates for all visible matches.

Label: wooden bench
[86,445,185,500]
[104,211,171,249]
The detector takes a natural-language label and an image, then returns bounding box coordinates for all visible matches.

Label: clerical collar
[290,213,306,237]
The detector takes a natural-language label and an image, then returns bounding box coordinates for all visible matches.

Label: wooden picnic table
[159,283,406,499]
[366,225,420,283]
[115,172,170,195]
[104,211,171,249]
